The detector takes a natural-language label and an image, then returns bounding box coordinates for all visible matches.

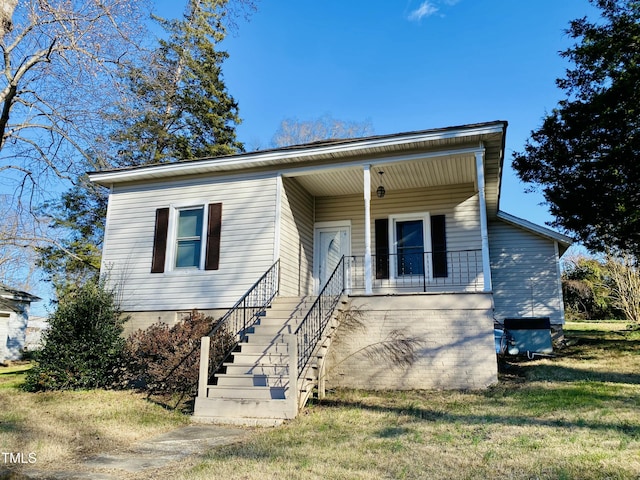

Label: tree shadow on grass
[500,360,640,385]
[316,393,640,440]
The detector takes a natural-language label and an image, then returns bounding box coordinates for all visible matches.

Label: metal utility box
[503,317,552,356]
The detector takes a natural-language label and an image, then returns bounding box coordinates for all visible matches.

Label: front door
[314,223,351,293]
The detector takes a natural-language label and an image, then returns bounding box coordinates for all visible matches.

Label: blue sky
[29,0,599,314]
[155,0,598,228]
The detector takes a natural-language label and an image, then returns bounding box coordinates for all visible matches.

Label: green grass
[173,321,640,480]
[0,364,31,390]
[1,321,640,479]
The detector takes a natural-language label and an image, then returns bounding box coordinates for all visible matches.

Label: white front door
[314,223,351,293]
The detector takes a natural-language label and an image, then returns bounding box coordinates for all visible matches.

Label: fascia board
[496,210,573,247]
[89,122,506,185]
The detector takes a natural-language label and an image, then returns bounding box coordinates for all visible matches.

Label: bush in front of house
[123,311,234,399]
[23,281,127,391]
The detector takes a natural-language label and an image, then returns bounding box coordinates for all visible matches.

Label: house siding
[314,183,481,255]
[279,177,314,297]
[0,307,28,362]
[102,174,278,314]
[0,312,8,360]
[489,220,564,325]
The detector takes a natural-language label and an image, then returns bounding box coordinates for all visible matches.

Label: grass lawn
[174,321,640,480]
[0,363,190,474]
[1,320,639,479]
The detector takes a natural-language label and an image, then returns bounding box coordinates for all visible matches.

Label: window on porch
[395,219,425,276]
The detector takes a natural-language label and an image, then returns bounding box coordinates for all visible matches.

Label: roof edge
[89,120,508,185]
[496,211,573,248]
[0,284,41,303]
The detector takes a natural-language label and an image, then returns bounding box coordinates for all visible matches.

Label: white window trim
[388,212,432,280]
[166,202,210,272]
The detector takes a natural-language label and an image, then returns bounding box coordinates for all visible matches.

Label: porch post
[363,164,373,294]
[475,149,493,291]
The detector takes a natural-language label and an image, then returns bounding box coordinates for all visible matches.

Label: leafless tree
[271,114,374,148]
[0,0,151,210]
[0,195,38,289]
[0,0,17,36]
[606,254,640,325]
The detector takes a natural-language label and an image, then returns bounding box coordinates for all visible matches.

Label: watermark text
[2,452,37,464]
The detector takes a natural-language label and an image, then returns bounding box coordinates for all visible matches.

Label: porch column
[363,164,373,294]
[475,149,493,291]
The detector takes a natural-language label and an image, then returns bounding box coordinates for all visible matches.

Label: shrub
[123,310,235,398]
[23,281,127,391]
[562,255,623,320]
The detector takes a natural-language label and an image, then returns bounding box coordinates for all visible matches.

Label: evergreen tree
[41,0,248,298]
[513,0,640,256]
[37,178,107,298]
[112,0,243,166]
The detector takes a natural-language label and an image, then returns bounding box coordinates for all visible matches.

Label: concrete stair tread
[223,365,289,376]
[238,343,289,354]
[194,293,347,425]
[223,361,289,367]
[216,375,288,387]
[230,353,289,361]
[207,385,288,400]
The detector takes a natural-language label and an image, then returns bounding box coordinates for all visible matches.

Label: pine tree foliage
[37,178,108,298]
[512,0,640,256]
[112,0,244,166]
[42,0,250,298]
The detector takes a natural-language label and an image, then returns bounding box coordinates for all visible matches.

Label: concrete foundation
[327,292,498,390]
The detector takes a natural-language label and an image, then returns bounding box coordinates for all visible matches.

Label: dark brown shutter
[375,218,389,279]
[205,203,222,271]
[151,208,169,273]
[431,215,448,278]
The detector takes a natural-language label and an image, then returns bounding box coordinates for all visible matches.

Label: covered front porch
[276,134,501,297]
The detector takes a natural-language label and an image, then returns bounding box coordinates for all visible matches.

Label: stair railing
[294,256,346,376]
[197,260,280,396]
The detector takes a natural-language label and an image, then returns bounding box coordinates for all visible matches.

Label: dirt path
[1,425,252,480]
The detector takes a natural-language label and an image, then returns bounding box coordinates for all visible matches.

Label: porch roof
[89,120,507,212]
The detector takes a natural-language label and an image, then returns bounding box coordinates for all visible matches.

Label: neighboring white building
[90,121,571,395]
[0,284,41,362]
[24,316,49,352]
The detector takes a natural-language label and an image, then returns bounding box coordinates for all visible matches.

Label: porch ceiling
[288,154,477,197]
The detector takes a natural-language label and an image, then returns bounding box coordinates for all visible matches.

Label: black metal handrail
[348,249,483,292]
[294,256,345,376]
[205,260,281,377]
[158,260,280,393]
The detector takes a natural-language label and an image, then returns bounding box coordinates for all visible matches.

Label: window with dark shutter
[430,215,448,278]
[151,208,169,273]
[205,203,222,271]
[375,218,389,279]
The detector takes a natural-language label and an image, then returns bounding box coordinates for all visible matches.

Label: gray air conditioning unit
[503,317,552,358]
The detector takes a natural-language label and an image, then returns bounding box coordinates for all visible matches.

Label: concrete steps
[193,296,310,425]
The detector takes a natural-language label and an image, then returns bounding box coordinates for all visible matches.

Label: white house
[0,284,41,362]
[90,121,571,423]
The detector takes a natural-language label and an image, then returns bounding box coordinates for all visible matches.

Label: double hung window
[175,208,204,268]
[151,203,222,273]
